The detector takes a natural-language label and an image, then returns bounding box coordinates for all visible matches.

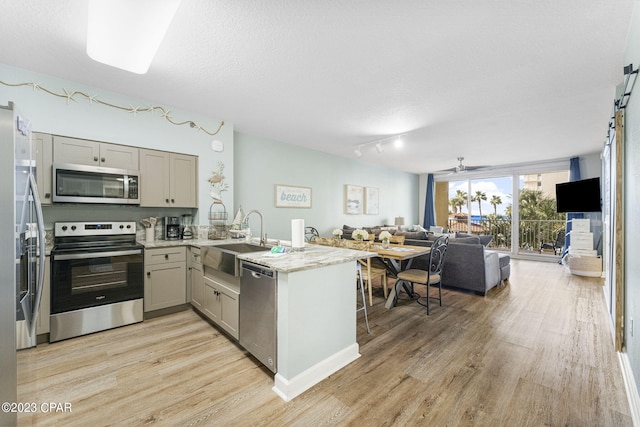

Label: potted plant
[379,230,392,248]
[351,229,369,241]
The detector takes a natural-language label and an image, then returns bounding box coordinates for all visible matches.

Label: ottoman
[497,253,511,282]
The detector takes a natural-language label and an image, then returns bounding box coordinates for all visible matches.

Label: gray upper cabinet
[33,132,53,205]
[139,149,198,208]
[53,135,139,171]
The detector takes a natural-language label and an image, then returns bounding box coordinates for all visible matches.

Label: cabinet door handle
[171,198,175,203]
[165,198,170,203]
[93,156,99,162]
[101,157,106,163]
[147,272,151,277]
[45,193,50,199]
[164,254,169,260]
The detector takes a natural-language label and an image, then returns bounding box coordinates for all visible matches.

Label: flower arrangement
[208,161,229,201]
[351,229,369,241]
[379,230,392,242]
[333,229,343,238]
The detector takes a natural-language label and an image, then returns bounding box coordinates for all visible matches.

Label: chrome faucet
[243,209,266,246]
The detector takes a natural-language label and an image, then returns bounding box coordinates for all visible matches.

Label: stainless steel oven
[50,221,144,342]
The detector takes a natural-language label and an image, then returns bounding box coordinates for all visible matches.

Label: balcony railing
[447,217,566,255]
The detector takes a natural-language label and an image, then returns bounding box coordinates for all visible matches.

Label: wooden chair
[395,235,449,314]
[344,240,388,306]
[389,235,405,245]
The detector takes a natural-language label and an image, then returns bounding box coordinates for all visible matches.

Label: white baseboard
[272,343,360,402]
[619,352,640,426]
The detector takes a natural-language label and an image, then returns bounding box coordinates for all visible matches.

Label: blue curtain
[562,157,584,261]
[423,174,436,228]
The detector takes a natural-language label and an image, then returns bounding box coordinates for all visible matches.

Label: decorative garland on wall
[0,79,224,136]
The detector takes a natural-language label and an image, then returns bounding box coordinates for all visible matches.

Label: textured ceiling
[0,0,634,174]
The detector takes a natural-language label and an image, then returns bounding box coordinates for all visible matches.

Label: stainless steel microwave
[52,163,140,205]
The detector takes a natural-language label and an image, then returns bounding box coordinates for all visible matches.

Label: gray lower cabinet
[202,276,239,340]
[144,247,187,312]
[189,248,203,310]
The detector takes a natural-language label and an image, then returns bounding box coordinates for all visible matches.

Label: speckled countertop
[137,237,373,273]
[137,237,223,249]
[237,244,373,273]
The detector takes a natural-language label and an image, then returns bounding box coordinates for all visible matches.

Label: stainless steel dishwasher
[240,261,277,373]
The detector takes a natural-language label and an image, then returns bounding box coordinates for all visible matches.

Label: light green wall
[623,1,640,398]
[0,63,419,238]
[233,132,419,240]
[0,63,233,226]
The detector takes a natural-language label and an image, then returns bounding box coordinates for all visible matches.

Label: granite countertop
[137,238,224,249]
[137,237,374,273]
[238,244,374,273]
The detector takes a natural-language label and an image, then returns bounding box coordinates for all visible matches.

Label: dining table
[367,244,431,309]
[310,239,430,308]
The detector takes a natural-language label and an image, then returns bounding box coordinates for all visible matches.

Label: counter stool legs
[356,263,370,334]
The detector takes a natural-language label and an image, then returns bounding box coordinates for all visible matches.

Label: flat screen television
[555,177,601,213]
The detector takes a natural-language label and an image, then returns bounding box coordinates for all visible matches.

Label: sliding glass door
[517,171,568,257]
[447,177,513,249]
[443,166,568,258]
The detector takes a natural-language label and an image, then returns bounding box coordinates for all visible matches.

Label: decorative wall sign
[365,187,379,215]
[345,184,364,214]
[275,185,312,208]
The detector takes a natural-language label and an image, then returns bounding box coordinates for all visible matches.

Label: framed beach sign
[275,184,312,208]
[365,187,379,215]
[345,184,364,214]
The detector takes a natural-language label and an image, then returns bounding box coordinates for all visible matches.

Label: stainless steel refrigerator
[0,102,45,426]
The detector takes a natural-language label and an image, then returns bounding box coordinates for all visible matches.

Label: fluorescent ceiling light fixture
[86,0,182,74]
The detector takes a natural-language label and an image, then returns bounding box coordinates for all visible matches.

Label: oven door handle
[53,249,143,260]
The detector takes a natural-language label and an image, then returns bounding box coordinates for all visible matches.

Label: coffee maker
[164,216,181,240]
[181,214,193,240]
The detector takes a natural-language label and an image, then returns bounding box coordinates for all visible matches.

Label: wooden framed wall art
[275,184,312,208]
[345,184,363,214]
[365,187,379,215]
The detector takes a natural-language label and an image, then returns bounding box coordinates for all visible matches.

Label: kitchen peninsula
[239,244,372,401]
[142,238,373,401]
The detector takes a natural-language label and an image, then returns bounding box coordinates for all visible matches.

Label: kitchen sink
[214,243,271,254]
[201,243,270,277]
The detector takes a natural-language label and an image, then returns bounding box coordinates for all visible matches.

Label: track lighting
[352,133,406,158]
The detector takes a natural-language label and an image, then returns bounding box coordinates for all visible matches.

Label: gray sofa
[409,236,506,295]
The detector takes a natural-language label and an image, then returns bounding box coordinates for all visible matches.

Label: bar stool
[356,262,371,333]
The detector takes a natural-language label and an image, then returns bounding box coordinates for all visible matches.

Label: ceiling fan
[439,157,487,174]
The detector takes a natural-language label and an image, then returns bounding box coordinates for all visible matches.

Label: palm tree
[454,190,467,214]
[471,191,487,217]
[490,195,502,215]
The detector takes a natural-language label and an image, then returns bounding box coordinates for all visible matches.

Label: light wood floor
[17,260,631,426]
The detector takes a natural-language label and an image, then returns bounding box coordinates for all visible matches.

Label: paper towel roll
[291,219,305,249]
